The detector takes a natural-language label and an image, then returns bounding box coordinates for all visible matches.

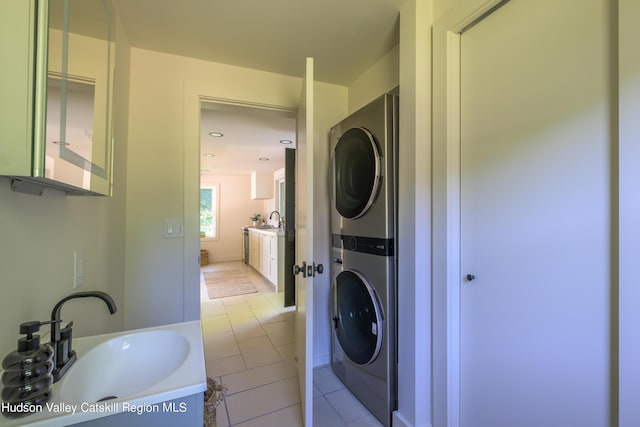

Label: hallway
[201,261,382,426]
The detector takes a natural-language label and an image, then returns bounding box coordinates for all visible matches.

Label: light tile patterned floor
[201,261,382,427]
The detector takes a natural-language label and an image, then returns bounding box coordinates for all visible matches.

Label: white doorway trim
[199,95,298,116]
[182,83,298,324]
[444,29,462,427]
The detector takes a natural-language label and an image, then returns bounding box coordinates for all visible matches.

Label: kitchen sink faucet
[269,210,282,228]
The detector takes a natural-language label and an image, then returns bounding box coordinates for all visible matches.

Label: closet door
[459,1,612,426]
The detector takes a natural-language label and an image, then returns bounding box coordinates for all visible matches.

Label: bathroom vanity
[0,321,206,427]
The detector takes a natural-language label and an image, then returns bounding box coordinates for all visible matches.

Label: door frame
[284,147,296,306]
[432,2,511,427]
[182,81,299,321]
[295,56,314,425]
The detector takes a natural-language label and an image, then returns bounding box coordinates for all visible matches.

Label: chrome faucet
[50,291,117,382]
[269,210,282,228]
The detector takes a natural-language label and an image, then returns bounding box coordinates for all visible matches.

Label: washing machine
[330,242,396,426]
[329,92,398,427]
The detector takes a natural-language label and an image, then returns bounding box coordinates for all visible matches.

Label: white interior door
[295,57,314,426]
[459,1,611,426]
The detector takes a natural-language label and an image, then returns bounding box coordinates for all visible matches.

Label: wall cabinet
[0,0,116,195]
[247,228,280,287]
[250,171,274,200]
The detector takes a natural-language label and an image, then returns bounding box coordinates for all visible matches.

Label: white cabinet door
[260,233,271,277]
[249,230,261,270]
[251,171,274,199]
[249,229,278,286]
[268,235,278,284]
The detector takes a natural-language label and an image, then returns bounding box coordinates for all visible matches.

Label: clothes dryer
[330,93,398,242]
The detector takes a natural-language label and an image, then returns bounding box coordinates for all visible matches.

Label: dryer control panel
[331,233,394,257]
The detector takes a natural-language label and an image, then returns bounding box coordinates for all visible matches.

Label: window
[278,178,285,223]
[200,183,219,239]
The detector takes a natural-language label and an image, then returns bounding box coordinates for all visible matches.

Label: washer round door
[333,270,383,365]
[334,127,382,219]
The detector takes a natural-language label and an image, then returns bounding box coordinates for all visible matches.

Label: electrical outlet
[74,251,84,288]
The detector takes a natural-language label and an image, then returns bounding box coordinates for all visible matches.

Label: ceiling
[111,0,402,86]
[200,103,297,175]
[109,0,403,174]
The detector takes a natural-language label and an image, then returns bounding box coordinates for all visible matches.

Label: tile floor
[201,261,383,427]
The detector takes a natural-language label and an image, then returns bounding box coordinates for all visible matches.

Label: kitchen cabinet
[260,232,278,284]
[0,0,116,195]
[247,228,281,287]
[250,171,274,200]
[249,230,261,270]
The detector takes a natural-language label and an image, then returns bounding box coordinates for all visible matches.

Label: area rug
[204,270,257,299]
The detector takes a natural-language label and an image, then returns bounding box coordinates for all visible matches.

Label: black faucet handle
[60,323,74,352]
[19,320,61,335]
[60,322,73,338]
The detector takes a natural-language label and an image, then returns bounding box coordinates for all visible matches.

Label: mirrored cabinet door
[0,0,115,196]
[43,0,115,195]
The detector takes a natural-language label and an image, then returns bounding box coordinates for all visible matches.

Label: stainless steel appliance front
[329,92,398,427]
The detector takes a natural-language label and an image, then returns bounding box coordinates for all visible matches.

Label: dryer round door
[333,270,383,365]
[334,127,382,219]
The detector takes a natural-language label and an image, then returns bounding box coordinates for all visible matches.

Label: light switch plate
[164,219,184,238]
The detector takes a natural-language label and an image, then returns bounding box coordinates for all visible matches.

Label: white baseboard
[313,353,330,368]
[392,411,433,427]
[393,411,411,427]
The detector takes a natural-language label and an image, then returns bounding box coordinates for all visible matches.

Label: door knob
[307,263,324,277]
[465,274,476,282]
[293,262,307,277]
[294,262,323,277]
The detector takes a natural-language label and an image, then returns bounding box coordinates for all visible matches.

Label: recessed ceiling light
[280,139,293,145]
[208,132,223,137]
[203,153,215,157]
[259,157,269,161]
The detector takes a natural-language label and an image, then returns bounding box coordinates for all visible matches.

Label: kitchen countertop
[247,227,284,236]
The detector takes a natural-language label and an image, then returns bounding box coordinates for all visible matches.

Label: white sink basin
[57,330,190,403]
[0,321,206,427]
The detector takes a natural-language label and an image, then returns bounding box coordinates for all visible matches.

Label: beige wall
[124,47,350,334]
[199,174,264,263]
[0,15,131,358]
[348,44,400,113]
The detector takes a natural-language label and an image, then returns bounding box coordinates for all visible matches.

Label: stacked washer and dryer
[329,92,398,427]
